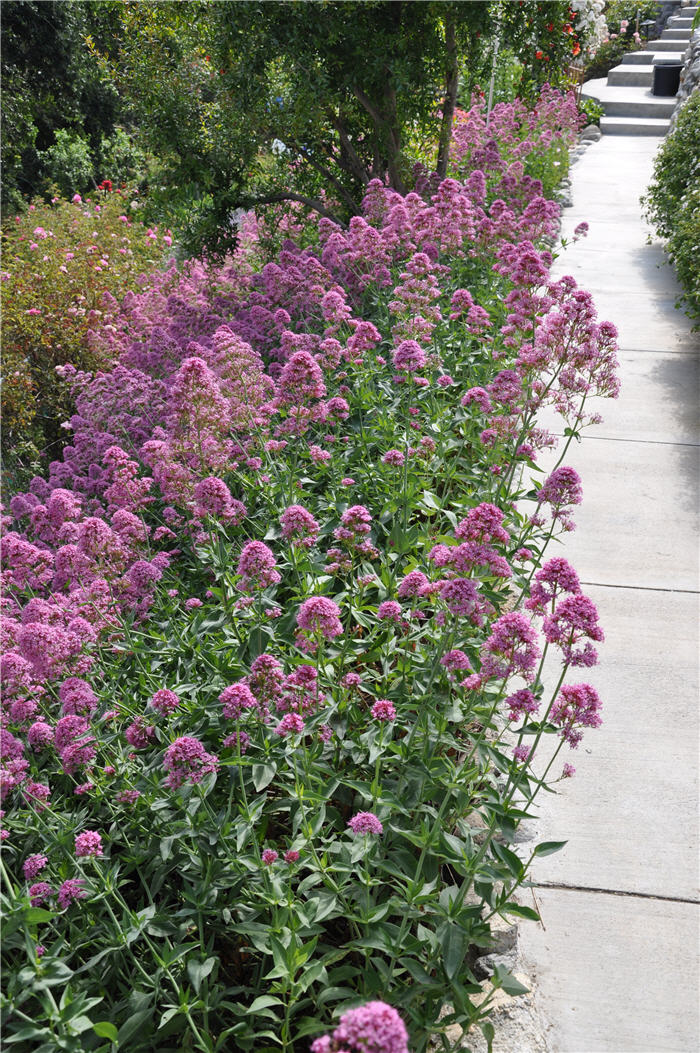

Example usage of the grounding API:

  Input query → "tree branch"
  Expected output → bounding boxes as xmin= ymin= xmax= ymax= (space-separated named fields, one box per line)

xmin=289 ymin=140 xmax=360 ymax=213
xmin=325 ymin=108 xmax=370 ymax=185
xmin=240 ymin=191 xmax=347 ymax=227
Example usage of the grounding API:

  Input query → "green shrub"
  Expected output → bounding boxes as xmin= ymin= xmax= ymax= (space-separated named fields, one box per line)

xmin=643 ymin=92 xmax=700 ymax=326
xmin=0 ymin=188 xmax=173 ymax=483
xmin=39 ymin=128 xmax=96 ymax=198
xmin=98 ymin=126 xmax=151 ymax=188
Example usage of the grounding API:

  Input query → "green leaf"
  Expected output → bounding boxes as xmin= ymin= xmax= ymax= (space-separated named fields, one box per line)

xmin=440 ymin=925 xmax=467 ymax=981
xmin=187 ymin=956 xmax=216 ymax=993
xmin=252 ymin=762 xmax=276 ymax=791
xmin=5 ymin=1027 xmax=52 ymax=1043
xmin=117 ymin=1009 xmax=152 ymax=1045
xmin=93 ymin=1021 xmax=118 ymax=1041
xmin=492 ymin=841 xmax=524 ymax=879
xmin=400 ymin=956 xmax=436 ymax=985
xmin=499 ymin=901 xmax=540 ymax=922
xmin=533 ymin=840 xmax=568 ymax=857
xmin=492 ymin=963 xmax=530 ymax=996
xmin=481 ymin=1019 xmax=495 ymax=1052
xmin=246 ymin=995 xmax=283 ymax=1013
xmin=24 ymin=907 xmax=54 ymax=925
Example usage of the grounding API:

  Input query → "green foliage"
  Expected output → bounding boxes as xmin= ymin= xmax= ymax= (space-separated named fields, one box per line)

xmin=0 ymin=0 xmax=124 ymax=212
xmin=494 ymin=1 xmax=585 ymax=97
xmin=643 ymin=93 xmax=700 ymax=326
xmin=98 ymin=127 xmax=151 ymax=189
xmin=578 ymin=97 xmax=605 ymax=126
xmin=603 ymin=0 xmax=659 ymax=30
xmin=95 ymin=1 xmax=585 ymax=256
xmin=0 ymin=190 xmax=172 ymax=483
xmin=40 ymin=129 xmax=95 ymax=198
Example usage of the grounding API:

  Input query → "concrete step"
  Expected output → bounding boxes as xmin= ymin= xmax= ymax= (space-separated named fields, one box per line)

xmin=648 ymin=36 xmax=691 ymax=49
xmin=621 ymin=50 xmax=658 ymax=64
xmin=668 ymin=16 xmax=695 ymax=27
xmin=608 ymin=65 xmax=654 ymax=86
xmin=661 ymin=27 xmax=693 ymax=38
xmin=599 ymin=115 xmax=671 ymax=135
xmin=620 ymin=49 xmax=684 ymax=64
xmin=652 ymin=52 xmax=686 ymax=63
xmin=582 ymin=78 xmax=677 ymax=117
xmin=606 ymin=96 xmax=676 ymax=117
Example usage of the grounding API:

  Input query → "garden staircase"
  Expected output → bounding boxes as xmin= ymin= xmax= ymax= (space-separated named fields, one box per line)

xmin=583 ymin=3 xmax=697 ymax=135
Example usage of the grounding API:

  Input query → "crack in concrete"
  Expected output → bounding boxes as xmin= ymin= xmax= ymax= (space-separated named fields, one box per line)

xmin=535 ymin=881 xmax=700 ymax=906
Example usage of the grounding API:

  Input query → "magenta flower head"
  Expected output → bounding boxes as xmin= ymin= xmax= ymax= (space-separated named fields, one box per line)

xmin=277 ymin=350 xmax=327 ymax=405
xmin=377 ymin=601 xmax=402 ymax=624
xmin=543 ymin=593 xmax=604 ymax=667
xmin=280 ymin=504 xmax=320 ymax=548
xmin=397 ymin=570 xmax=428 ymax=599
xmin=480 ymin=611 xmax=540 ymax=681
xmin=237 ymin=540 xmax=281 ymax=591
xmin=275 ymin=712 xmax=305 ymax=737
xmin=296 ymin=597 xmax=343 ymax=651
xmin=311 ymin=1000 xmax=409 ymax=1053
xmin=163 ymin=735 xmax=219 ymax=790
xmin=441 ymin=649 xmax=471 ymax=675
xmin=550 ymin=682 xmax=602 ymax=748
xmin=75 ymin=830 xmax=103 ymax=858
xmin=261 ymin=848 xmax=278 ymax=866
xmin=150 ymin=688 xmax=180 ymax=716
xmin=27 ymin=721 xmax=53 ymax=750
xmin=57 ymin=878 xmax=87 ymax=910
xmin=219 ymin=682 xmax=258 ymax=720
xmin=392 ymin=340 xmax=426 ymax=374
xmin=29 ymin=882 xmax=53 ymax=907
xmin=23 ymin=853 xmax=48 ymax=880
xmin=371 ymin=699 xmax=396 ymax=722
xmin=536 ymin=466 xmax=583 ymax=531
xmin=347 ymin=812 xmax=383 ymax=836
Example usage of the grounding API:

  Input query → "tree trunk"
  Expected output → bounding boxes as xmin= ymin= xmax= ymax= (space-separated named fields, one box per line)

xmin=436 ymin=13 xmax=458 ymax=180
xmin=353 ymin=83 xmax=406 ymax=195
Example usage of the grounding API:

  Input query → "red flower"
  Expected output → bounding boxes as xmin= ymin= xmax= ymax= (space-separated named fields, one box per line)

xmin=547 ymin=22 xmax=554 ymax=31
xmin=572 ymin=42 xmax=581 ymax=56
xmin=535 ymin=50 xmax=545 ymax=59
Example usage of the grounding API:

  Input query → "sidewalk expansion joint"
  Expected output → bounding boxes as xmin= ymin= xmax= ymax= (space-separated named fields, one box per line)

xmin=535 ymin=881 xmax=700 ymax=906
xmin=580 ymin=580 xmax=699 ymax=595
xmin=579 ymin=435 xmax=700 ymax=448
xmin=617 ymin=346 xmax=700 ymax=355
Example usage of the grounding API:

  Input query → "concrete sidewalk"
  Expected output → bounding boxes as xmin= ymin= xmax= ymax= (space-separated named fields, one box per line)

xmin=518 ymin=137 xmax=700 ymax=1051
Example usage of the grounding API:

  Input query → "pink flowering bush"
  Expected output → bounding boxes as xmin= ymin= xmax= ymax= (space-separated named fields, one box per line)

xmin=0 ymin=88 xmax=617 ymax=1052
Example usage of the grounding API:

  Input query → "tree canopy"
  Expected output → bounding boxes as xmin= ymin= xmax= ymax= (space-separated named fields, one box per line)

xmin=100 ymin=0 xmax=496 ymax=254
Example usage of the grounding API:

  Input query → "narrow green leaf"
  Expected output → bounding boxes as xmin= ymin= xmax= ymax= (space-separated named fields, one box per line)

xmin=533 ymin=840 xmax=568 ymax=857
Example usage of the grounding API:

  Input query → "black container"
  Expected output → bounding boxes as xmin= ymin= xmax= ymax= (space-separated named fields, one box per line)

xmin=653 ymin=63 xmax=683 ymax=96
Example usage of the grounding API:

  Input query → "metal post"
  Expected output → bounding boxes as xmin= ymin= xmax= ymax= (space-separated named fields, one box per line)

xmin=486 ymin=3 xmax=502 ymax=127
